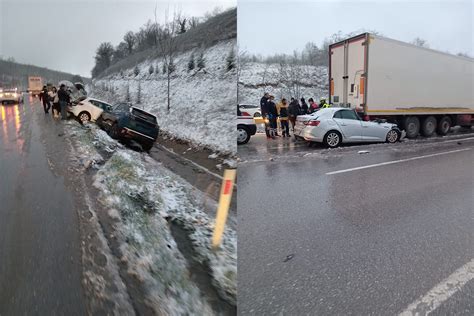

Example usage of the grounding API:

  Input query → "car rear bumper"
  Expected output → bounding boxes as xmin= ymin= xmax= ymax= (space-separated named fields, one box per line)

xmin=303 ymin=127 xmax=324 ymax=142
xmin=121 ymin=127 xmax=158 ymax=143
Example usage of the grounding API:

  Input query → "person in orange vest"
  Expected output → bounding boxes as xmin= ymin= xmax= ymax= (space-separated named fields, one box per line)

xmin=277 ymin=98 xmax=290 ymax=137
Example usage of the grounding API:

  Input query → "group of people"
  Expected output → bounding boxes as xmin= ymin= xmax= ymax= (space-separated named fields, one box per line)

xmin=259 ymin=92 xmax=330 ymax=139
xmin=39 ymin=84 xmax=71 ymax=120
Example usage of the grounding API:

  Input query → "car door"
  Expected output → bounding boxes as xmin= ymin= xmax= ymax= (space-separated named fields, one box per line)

xmin=332 ymin=109 xmax=363 ymax=142
xmin=361 ymin=120 xmax=391 ymax=141
xmin=88 ymin=100 xmax=104 ymax=121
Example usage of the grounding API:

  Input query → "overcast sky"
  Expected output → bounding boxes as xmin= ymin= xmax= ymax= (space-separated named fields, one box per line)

xmin=0 ymin=0 xmax=235 ymax=77
xmin=238 ymin=0 xmax=473 ymax=57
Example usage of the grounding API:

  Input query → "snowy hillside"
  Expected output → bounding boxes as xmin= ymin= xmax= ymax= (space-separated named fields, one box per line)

xmin=89 ymin=40 xmax=236 ymax=154
xmin=238 ymin=61 xmax=328 ymax=105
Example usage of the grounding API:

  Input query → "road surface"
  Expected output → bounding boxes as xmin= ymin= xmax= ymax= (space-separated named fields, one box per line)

xmin=238 ymin=132 xmax=473 ymax=314
xmin=0 ymin=97 xmax=86 ymax=314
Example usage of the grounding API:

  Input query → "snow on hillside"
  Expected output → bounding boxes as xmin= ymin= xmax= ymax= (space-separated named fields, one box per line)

xmin=238 ymin=61 xmax=328 ymax=105
xmin=89 ymin=40 xmax=237 ymax=154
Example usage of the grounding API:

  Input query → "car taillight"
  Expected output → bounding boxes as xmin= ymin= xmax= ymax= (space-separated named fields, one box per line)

xmin=306 ymin=120 xmax=320 ymax=126
xmin=241 ymin=111 xmax=251 ymax=116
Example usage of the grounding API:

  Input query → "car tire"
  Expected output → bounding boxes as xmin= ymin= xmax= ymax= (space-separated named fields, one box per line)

xmin=254 ymin=112 xmax=261 ymax=117
xmin=237 ymin=125 xmax=251 ymax=145
xmin=323 ymin=130 xmax=342 ymax=148
xmin=421 ymin=116 xmax=437 ymax=137
xmin=403 ymin=116 xmax=420 ymax=138
xmin=141 ymin=141 xmax=154 ymax=151
xmin=78 ymin=111 xmax=91 ymax=123
xmin=436 ymin=116 xmax=452 ymax=136
xmin=386 ymin=129 xmax=400 ymax=143
xmin=109 ymin=123 xmax=121 ymax=139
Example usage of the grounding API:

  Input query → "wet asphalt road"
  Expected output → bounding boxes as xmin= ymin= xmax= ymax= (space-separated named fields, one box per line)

xmin=0 ymin=96 xmax=86 ymax=315
xmin=238 ymin=133 xmax=473 ymax=314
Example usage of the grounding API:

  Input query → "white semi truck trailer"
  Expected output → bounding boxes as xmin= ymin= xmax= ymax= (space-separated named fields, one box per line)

xmin=329 ymin=33 xmax=474 ymax=138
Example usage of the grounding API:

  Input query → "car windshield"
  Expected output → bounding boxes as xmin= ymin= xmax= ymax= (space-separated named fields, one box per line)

xmin=113 ymin=103 xmax=130 ymax=111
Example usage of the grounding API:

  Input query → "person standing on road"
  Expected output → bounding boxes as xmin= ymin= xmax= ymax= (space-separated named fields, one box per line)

xmin=267 ymin=95 xmax=278 ymax=139
xmin=319 ymin=97 xmax=330 ymax=109
xmin=308 ymin=98 xmax=319 ymax=113
xmin=277 ymin=98 xmax=290 ymax=137
xmin=300 ymin=97 xmax=308 ymax=115
xmin=288 ymin=98 xmax=300 ymax=132
xmin=41 ymin=86 xmax=51 ymax=114
xmin=58 ymin=84 xmax=71 ymax=120
xmin=50 ymin=87 xmax=60 ymax=119
xmin=260 ymin=92 xmax=271 ymax=138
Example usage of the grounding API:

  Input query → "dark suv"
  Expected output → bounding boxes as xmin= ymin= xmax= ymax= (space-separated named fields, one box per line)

xmin=97 ymin=102 xmax=159 ymax=151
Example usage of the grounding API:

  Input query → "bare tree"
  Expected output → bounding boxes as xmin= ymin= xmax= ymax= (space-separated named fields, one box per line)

xmin=123 ymin=31 xmax=136 ymax=55
xmin=236 ymin=48 xmax=249 ymax=102
xmin=177 ymin=17 xmax=187 ymax=34
xmin=411 ymin=37 xmax=429 ymax=48
xmin=156 ymin=5 xmax=180 ymax=112
xmin=188 ymin=17 xmax=200 ymax=29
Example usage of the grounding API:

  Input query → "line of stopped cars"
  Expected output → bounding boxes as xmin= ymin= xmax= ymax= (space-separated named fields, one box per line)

xmin=69 ymin=96 xmax=159 ymax=151
xmin=238 ymin=104 xmax=402 ymax=147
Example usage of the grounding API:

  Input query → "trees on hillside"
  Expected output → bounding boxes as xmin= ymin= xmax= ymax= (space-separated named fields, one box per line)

xmin=91 ymin=42 xmax=114 ymax=77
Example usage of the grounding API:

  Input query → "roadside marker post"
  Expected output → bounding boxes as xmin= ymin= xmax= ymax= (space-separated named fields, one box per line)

xmin=212 ymin=169 xmax=236 ymax=250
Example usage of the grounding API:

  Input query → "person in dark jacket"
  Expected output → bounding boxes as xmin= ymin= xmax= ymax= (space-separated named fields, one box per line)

xmin=267 ymin=95 xmax=278 ymax=139
xmin=288 ymin=98 xmax=300 ymax=132
xmin=41 ymin=86 xmax=51 ymax=114
xmin=58 ymin=84 xmax=71 ymax=120
xmin=260 ymin=92 xmax=270 ymax=137
xmin=300 ymin=97 xmax=308 ymax=115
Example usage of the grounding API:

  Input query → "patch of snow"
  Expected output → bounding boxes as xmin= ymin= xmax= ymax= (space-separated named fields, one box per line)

xmin=238 ymin=61 xmax=328 ymax=105
xmin=65 ymin=120 xmax=236 ymax=310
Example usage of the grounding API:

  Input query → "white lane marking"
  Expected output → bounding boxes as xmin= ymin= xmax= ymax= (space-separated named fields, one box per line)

xmin=434 ymin=136 xmax=474 ymax=143
xmin=326 ymin=148 xmax=471 ymax=175
xmin=399 ymin=259 xmax=474 ymax=315
xmin=156 ymin=144 xmax=225 ymax=181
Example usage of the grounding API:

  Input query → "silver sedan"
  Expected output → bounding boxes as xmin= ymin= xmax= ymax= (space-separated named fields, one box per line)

xmin=294 ymin=108 xmax=401 ymax=148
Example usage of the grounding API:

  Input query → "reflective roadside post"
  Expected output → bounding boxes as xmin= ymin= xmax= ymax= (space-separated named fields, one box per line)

xmin=212 ymin=169 xmax=236 ymax=250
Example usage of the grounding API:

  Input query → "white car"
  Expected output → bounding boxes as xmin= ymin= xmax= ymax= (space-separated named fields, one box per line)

xmin=237 ymin=115 xmax=257 ymax=144
xmin=238 ymin=104 xmax=261 ymax=117
xmin=294 ymin=107 xmax=401 ymax=148
xmin=69 ymin=97 xmax=113 ymax=123
xmin=0 ymin=88 xmax=22 ymax=104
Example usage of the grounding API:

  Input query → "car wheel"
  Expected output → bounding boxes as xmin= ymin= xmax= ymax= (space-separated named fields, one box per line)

xmin=421 ymin=116 xmax=437 ymax=137
xmin=254 ymin=112 xmax=261 ymax=117
xmin=109 ymin=123 xmax=120 ymax=139
xmin=386 ymin=129 xmax=400 ymax=143
xmin=78 ymin=111 xmax=91 ymax=123
xmin=324 ymin=130 xmax=342 ymax=148
xmin=141 ymin=141 xmax=154 ymax=151
xmin=237 ymin=126 xmax=251 ymax=145
xmin=436 ymin=116 xmax=452 ymax=136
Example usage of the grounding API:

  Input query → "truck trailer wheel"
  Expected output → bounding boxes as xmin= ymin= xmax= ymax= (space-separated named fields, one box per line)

xmin=421 ymin=116 xmax=437 ymax=137
xmin=403 ymin=116 xmax=420 ymax=139
xmin=436 ymin=116 xmax=452 ymax=136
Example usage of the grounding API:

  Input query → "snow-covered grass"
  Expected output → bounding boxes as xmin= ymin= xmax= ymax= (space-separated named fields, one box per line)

xmin=89 ymin=40 xmax=237 ymax=155
xmin=65 ymin=122 xmax=237 ymax=312
xmin=238 ymin=61 xmax=328 ymax=105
